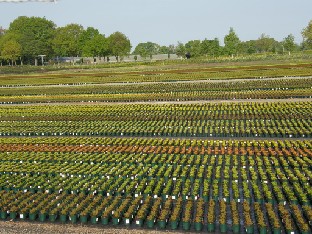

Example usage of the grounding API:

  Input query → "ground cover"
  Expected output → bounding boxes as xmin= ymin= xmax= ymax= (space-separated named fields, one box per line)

xmin=0 ymin=102 xmax=311 ymax=138
xmin=0 ymin=61 xmax=311 ymax=233
xmin=0 ymin=137 xmax=311 ymax=233
xmin=0 ymin=62 xmax=312 ymax=86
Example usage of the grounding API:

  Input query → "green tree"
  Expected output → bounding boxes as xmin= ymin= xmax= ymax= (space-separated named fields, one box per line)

xmin=79 ymin=27 xmax=100 ymax=49
xmin=185 ymin=40 xmax=202 ymax=57
xmin=175 ymin=41 xmax=185 ymax=58
xmin=224 ymin=27 xmax=240 ymax=56
xmin=133 ymin=44 xmax=148 ymax=59
xmin=108 ymin=31 xmax=131 ymax=62
xmin=8 ymin=16 xmax=55 ymax=63
xmin=133 ymin=42 xmax=160 ymax=59
xmin=0 ymin=31 xmax=22 ymax=64
xmin=255 ymin=33 xmax=278 ymax=53
xmin=168 ymin=44 xmax=175 ymax=54
xmin=159 ymin=45 xmax=169 ymax=54
xmin=158 ymin=44 xmax=175 ymax=58
xmin=201 ymin=38 xmax=220 ymax=57
xmin=1 ymin=40 xmax=22 ymax=65
xmin=241 ymin=40 xmax=258 ymax=54
xmin=82 ymin=34 xmax=109 ymax=58
xmin=52 ymin=24 xmax=84 ymax=57
xmin=302 ymin=20 xmax=312 ymax=49
xmin=282 ymin=34 xmax=296 ymax=54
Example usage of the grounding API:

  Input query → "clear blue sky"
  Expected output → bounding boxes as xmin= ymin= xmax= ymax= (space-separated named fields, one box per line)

xmin=0 ymin=0 xmax=311 ymax=48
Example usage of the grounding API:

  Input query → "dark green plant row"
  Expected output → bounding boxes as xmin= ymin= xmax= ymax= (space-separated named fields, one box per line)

xmin=1 ymin=78 xmax=312 ymax=96
xmin=0 ymin=102 xmax=311 ymax=138
xmin=0 ymin=170 xmax=310 ymax=205
xmin=0 ymin=150 xmax=310 ymax=168
xmin=1 ymin=118 xmax=311 ymax=138
xmin=1 ymin=101 xmax=311 ymax=121
xmin=0 ymin=190 xmax=310 ymax=233
xmin=0 ymin=88 xmax=311 ymax=104
xmin=0 ymin=137 xmax=311 ymax=150
xmin=0 ymin=148 xmax=311 ymax=206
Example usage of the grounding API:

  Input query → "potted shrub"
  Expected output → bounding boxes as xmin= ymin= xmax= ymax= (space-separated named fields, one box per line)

xmin=101 ymin=196 xmax=121 ymax=225
xmin=243 ymin=202 xmax=253 ymax=233
xmin=146 ymin=198 xmax=161 ymax=228
xmin=158 ymin=198 xmax=172 ymax=229
xmin=19 ymin=207 xmax=29 ymax=220
xmin=207 ymin=200 xmax=215 ymax=232
xmin=123 ymin=196 xmax=142 ymax=226
xmin=194 ymin=199 xmax=204 ymax=231
xmin=266 ymin=204 xmax=281 ymax=234
xmin=49 ymin=207 xmax=58 ymax=222
xmin=231 ymin=201 xmax=240 ymax=233
xmin=69 ymin=208 xmax=79 ymax=224
xmin=182 ymin=199 xmax=193 ymax=231
xmin=169 ymin=197 xmax=182 ymax=230
xmin=219 ymin=200 xmax=227 ymax=233
xmin=0 ymin=205 xmax=8 ymax=220
xmin=29 ymin=207 xmax=39 ymax=221
xmin=112 ymin=210 xmax=121 ymax=225
xmin=38 ymin=207 xmax=48 ymax=222
xmin=79 ymin=210 xmax=89 ymax=224
xmin=134 ymin=196 xmax=152 ymax=227
xmin=254 ymin=203 xmax=267 ymax=234
xmin=59 ymin=208 xmax=68 ymax=223
xmin=9 ymin=206 xmax=18 ymax=220
xmin=101 ymin=209 xmax=111 ymax=225
xmin=291 ymin=204 xmax=310 ymax=234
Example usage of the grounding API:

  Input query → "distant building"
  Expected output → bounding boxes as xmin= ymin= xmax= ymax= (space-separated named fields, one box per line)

xmin=53 ymin=54 xmax=179 ymax=64
xmin=53 ymin=57 xmax=82 ymax=64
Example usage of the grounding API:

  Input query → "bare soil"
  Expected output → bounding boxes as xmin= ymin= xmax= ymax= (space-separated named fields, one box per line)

xmin=0 ymin=221 xmax=199 ymax=234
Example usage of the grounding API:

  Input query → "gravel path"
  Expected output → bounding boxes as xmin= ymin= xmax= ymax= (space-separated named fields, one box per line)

xmin=0 ymin=221 xmax=198 ymax=234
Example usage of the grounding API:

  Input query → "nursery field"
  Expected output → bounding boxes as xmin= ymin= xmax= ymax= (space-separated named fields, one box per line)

xmin=0 ymin=62 xmax=311 ymax=234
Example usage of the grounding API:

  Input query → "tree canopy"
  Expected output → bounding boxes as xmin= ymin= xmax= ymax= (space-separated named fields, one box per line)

xmin=0 ymin=39 xmax=21 ymax=65
xmin=224 ymin=27 xmax=240 ymax=56
xmin=0 ymin=16 xmax=311 ymax=65
xmin=200 ymin=38 xmax=220 ymax=57
xmin=282 ymin=34 xmax=296 ymax=53
xmin=133 ymin=42 xmax=160 ymax=59
xmin=175 ymin=42 xmax=185 ymax=57
xmin=302 ymin=20 xmax=312 ymax=49
xmin=255 ymin=33 xmax=279 ymax=53
xmin=52 ymin=24 xmax=84 ymax=57
xmin=108 ymin=32 xmax=131 ymax=61
xmin=7 ymin=16 xmax=56 ymax=62
xmin=185 ymin=40 xmax=202 ymax=57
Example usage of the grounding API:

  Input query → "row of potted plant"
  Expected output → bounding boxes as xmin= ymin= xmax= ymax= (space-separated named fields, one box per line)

xmin=1 ymin=135 xmax=310 ymax=151
xmin=1 ymin=190 xmax=311 ymax=231
xmin=2 ymin=116 xmax=311 ymax=138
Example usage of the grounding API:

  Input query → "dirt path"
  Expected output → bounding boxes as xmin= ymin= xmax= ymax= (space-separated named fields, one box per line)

xmin=0 ymin=221 xmax=198 ymax=234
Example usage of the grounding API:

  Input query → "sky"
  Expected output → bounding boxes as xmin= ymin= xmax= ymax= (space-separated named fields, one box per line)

xmin=0 ymin=0 xmax=311 ymax=48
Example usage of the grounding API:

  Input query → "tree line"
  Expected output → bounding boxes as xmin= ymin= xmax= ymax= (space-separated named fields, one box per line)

xmin=0 ymin=16 xmax=131 ymax=65
xmin=0 ymin=16 xmax=312 ymax=65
